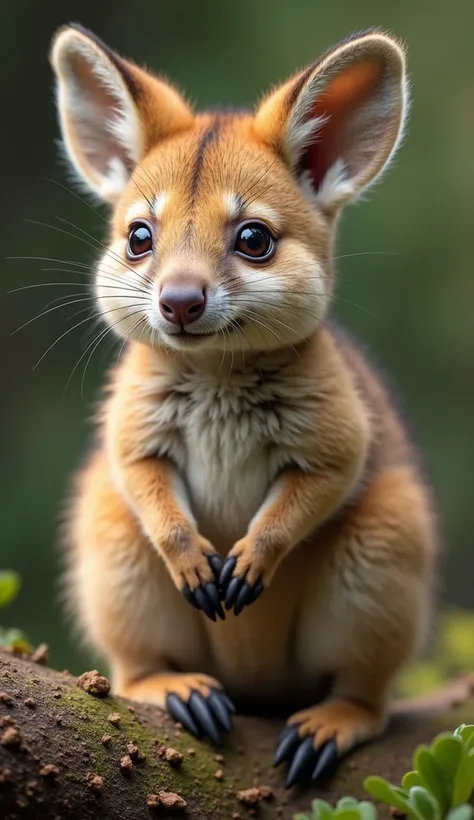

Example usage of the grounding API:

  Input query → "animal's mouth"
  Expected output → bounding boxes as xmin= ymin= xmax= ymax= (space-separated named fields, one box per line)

xmin=167 ymin=329 xmax=217 ymax=341
xmin=164 ymin=320 xmax=244 ymax=343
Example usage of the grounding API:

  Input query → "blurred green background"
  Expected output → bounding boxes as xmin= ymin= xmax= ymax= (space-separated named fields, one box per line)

xmin=1 ymin=0 xmax=473 ymax=677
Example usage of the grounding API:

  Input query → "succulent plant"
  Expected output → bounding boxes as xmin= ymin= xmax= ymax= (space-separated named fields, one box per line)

xmin=364 ymin=724 xmax=474 ymax=820
xmin=295 ymin=725 xmax=474 ymax=820
xmin=294 ymin=796 xmax=377 ymax=820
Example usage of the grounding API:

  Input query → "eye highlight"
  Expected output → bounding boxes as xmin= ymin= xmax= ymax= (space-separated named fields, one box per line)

xmin=233 ymin=221 xmax=275 ymax=262
xmin=127 ymin=220 xmax=154 ymax=260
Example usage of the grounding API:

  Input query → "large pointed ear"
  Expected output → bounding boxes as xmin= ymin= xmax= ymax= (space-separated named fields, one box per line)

xmin=254 ymin=31 xmax=407 ymax=214
xmin=50 ymin=24 xmax=194 ymax=202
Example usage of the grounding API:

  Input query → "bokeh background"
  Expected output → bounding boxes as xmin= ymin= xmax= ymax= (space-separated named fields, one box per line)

xmin=1 ymin=1 xmax=473 ymax=681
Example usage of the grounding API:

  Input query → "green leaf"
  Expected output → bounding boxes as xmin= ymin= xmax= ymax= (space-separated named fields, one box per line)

xmin=452 ymin=748 xmax=474 ymax=806
xmin=311 ymin=800 xmax=335 ymax=820
xmin=357 ymin=801 xmax=377 ymax=820
xmin=408 ymin=786 xmax=440 ymax=820
xmin=293 ymin=814 xmax=313 ymax=820
xmin=364 ymin=777 xmax=414 ymax=817
xmin=333 ymin=810 xmax=364 ymax=820
xmin=457 ymin=726 xmax=474 ymax=748
xmin=337 ymin=799 xmax=360 ymax=809
xmin=414 ymin=747 xmax=449 ymax=811
xmin=447 ymin=806 xmax=473 ymax=820
xmin=403 ymin=771 xmax=425 ymax=790
xmin=0 ymin=572 xmax=20 ymax=607
xmin=432 ymin=733 xmax=464 ymax=808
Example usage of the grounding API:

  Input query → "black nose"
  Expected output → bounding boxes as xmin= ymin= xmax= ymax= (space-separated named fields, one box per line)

xmin=159 ymin=285 xmax=206 ymax=326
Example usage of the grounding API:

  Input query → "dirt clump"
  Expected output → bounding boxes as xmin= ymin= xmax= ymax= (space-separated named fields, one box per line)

xmin=76 ymin=669 xmax=111 ymax=697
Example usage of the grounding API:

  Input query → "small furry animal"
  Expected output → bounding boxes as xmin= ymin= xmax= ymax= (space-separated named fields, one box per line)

xmin=51 ymin=25 xmax=437 ymax=787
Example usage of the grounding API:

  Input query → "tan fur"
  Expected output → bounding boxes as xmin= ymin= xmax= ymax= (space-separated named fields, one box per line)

xmin=53 ymin=25 xmax=437 ymax=762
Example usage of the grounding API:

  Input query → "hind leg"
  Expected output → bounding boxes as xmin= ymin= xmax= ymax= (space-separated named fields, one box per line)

xmin=67 ymin=451 xmax=234 ymax=743
xmin=274 ymin=467 xmax=435 ymax=787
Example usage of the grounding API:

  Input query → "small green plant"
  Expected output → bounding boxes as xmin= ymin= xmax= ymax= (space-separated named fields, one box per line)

xmin=294 ymin=725 xmax=474 ymax=820
xmin=295 ymin=797 xmax=377 ymax=820
xmin=365 ymin=725 xmax=474 ymax=820
xmin=0 ymin=571 xmax=31 ymax=652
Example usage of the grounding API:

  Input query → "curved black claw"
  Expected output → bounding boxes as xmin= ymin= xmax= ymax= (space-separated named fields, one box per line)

xmin=225 ymin=576 xmax=243 ymax=610
xmin=182 ymin=586 xmax=199 ymax=610
xmin=188 ymin=690 xmax=222 ymax=745
xmin=312 ymin=740 xmax=339 ymax=783
xmin=273 ymin=725 xmax=301 ymax=767
xmin=204 ymin=583 xmax=225 ymax=620
xmin=220 ymin=558 xmax=264 ymax=616
xmin=166 ymin=693 xmax=200 ymax=737
xmin=166 ymin=688 xmax=235 ymax=745
xmin=219 ymin=556 xmax=237 ymax=591
xmin=285 ymin=735 xmax=317 ymax=789
xmin=233 ymin=577 xmax=264 ymax=615
xmin=207 ymin=689 xmax=234 ymax=732
xmin=207 ymin=553 xmax=223 ymax=580
xmin=181 ymin=554 xmax=226 ymax=621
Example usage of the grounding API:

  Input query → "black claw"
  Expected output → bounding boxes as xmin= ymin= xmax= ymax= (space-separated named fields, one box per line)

xmin=166 ymin=693 xmax=200 ymax=737
xmin=250 ymin=578 xmax=264 ymax=603
xmin=218 ymin=691 xmax=236 ymax=714
xmin=182 ymin=586 xmax=199 ymax=610
xmin=225 ymin=576 xmax=243 ymax=610
xmin=207 ymin=554 xmax=223 ymax=580
xmin=273 ymin=725 xmax=301 ymax=767
xmin=204 ymin=583 xmax=225 ymax=620
xmin=219 ymin=556 xmax=237 ymax=589
xmin=193 ymin=587 xmax=217 ymax=621
xmin=208 ymin=691 xmax=232 ymax=732
xmin=188 ymin=690 xmax=222 ymax=745
xmin=312 ymin=739 xmax=338 ymax=782
xmin=233 ymin=581 xmax=253 ymax=616
xmin=285 ymin=736 xmax=317 ymax=789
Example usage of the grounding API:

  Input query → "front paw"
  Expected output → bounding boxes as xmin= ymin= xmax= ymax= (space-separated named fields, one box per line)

xmin=167 ymin=533 xmax=224 ymax=621
xmin=219 ymin=538 xmax=266 ymax=616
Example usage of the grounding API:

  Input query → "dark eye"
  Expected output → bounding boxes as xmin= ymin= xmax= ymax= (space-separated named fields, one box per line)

xmin=234 ymin=222 xmax=275 ymax=261
xmin=127 ymin=221 xmax=153 ymax=259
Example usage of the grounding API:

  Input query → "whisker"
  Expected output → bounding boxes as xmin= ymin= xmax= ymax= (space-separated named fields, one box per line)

xmin=43 ymin=177 xmax=107 ymax=223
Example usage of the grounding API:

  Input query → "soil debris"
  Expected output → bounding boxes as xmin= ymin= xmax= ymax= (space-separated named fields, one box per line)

xmin=101 ymin=734 xmax=112 ymax=746
xmin=40 ymin=764 xmax=59 ymax=779
xmin=127 ymin=742 xmax=146 ymax=762
xmin=31 ymin=644 xmax=49 ymax=666
xmin=158 ymin=745 xmax=184 ymax=767
xmin=0 ymin=767 xmax=13 ymax=784
xmin=76 ymin=669 xmax=111 ymax=697
xmin=0 ymin=692 xmax=13 ymax=706
xmin=86 ymin=772 xmax=104 ymax=793
xmin=158 ymin=790 xmax=187 ymax=810
xmin=215 ymin=768 xmax=224 ymax=780
xmin=1 ymin=726 xmax=21 ymax=747
xmin=237 ymin=785 xmax=274 ymax=806
xmin=120 ymin=754 xmax=133 ymax=774
xmin=24 ymin=698 xmax=36 ymax=709
xmin=107 ymin=711 xmax=121 ymax=726
xmin=186 ymin=747 xmax=195 ymax=756
xmin=214 ymin=753 xmax=225 ymax=763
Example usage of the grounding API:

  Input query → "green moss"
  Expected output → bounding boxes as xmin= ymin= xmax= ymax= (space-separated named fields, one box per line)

xmin=51 ymin=684 xmax=232 ymax=808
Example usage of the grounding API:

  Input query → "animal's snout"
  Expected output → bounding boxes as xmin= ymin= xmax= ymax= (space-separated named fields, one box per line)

xmin=159 ymin=283 xmax=207 ymax=326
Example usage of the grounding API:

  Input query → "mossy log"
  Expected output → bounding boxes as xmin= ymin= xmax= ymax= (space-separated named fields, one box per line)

xmin=1 ymin=650 xmax=473 ymax=820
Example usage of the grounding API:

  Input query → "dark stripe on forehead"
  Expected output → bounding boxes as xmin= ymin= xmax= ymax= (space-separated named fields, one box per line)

xmin=184 ymin=118 xmax=222 ymax=242
xmin=190 ymin=119 xmax=222 ymax=200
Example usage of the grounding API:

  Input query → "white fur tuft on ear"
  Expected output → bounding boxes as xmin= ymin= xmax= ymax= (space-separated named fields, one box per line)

xmin=51 ymin=27 xmax=145 ymax=201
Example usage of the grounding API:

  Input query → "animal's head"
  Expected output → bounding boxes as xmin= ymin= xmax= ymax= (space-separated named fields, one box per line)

xmin=50 ymin=25 xmax=407 ymax=355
